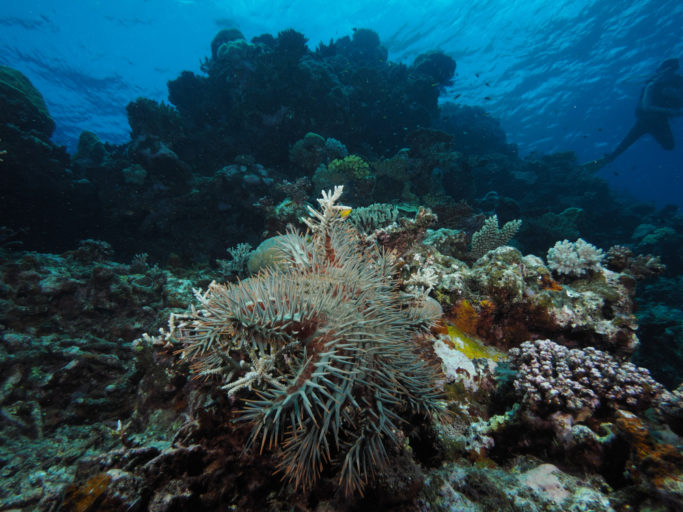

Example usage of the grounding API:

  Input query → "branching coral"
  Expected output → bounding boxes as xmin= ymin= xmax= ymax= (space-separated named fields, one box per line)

xmin=172 ymin=186 xmax=443 ymax=495
xmin=547 ymin=238 xmax=603 ymax=278
xmin=468 ymin=215 xmax=522 ymax=260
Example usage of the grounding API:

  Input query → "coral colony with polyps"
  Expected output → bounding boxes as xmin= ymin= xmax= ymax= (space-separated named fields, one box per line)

xmin=0 ymin=10 xmax=682 ymax=512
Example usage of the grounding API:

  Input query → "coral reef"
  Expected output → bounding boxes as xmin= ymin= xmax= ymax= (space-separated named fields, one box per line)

xmin=0 ymin=65 xmax=55 ymax=138
xmin=421 ymin=459 xmax=615 ymax=512
xmin=614 ymin=410 xmax=683 ymax=497
xmin=1 ymin=24 xmax=682 ymax=512
xmin=435 ymin=103 xmax=513 ymax=156
xmin=0 ymin=241 xmax=194 ymax=510
xmin=216 ymin=242 xmax=253 ymax=278
xmin=289 ymin=132 xmax=334 ymax=172
xmin=604 ymin=244 xmax=666 ymax=279
xmin=347 ymin=203 xmax=400 ymax=233
xmin=407 ymin=243 xmax=640 ymax=354
xmin=312 ymin=154 xmax=374 ymax=202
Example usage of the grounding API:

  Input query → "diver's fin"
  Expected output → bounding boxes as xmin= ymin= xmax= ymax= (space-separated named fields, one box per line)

xmin=647 ymin=116 xmax=675 ymax=150
xmin=581 ymin=157 xmax=611 ymax=173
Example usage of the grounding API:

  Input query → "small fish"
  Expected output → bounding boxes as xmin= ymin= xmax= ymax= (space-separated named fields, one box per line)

xmin=339 ymin=208 xmax=352 ymax=218
xmin=453 ymin=93 xmax=461 ymax=100
xmin=484 ymin=96 xmax=491 ymax=101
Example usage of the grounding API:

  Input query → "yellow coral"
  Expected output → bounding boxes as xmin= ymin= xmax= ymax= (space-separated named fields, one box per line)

xmin=446 ymin=323 xmax=502 ymax=361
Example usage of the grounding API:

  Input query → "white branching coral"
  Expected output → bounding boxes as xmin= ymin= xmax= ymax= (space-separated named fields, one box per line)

xmin=547 ymin=238 xmax=604 ymax=277
xmin=468 ymin=214 xmax=522 ymax=260
xmin=404 ymin=252 xmax=439 ymax=295
xmin=301 ymin=185 xmax=351 ymax=238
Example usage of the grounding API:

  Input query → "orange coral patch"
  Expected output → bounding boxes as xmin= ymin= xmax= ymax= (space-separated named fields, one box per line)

xmin=616 ymin=411 xmax=683 ymax=489
xmin=449 ymin=299 xmax=479 ymax=337
xmin=444 ymin=299 xmax=498 ymax=341
xmin=61 ymin=472 xmax=111 ymax=512
xmin=539 ymin=273 xmax=562 ymax=291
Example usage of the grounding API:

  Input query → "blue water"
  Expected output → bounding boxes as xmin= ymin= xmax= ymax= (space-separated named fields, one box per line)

xmin=1 ymin=0 xmax=682 ymax=207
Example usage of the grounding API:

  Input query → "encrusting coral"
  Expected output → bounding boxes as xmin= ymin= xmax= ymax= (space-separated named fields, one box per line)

xmin=170 ymin=186 xmax=444 ymax=495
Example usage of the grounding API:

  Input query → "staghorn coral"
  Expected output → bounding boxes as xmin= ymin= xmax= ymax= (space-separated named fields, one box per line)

xmin=216 ymin=242 xmax=252 ymax=278
xmin=172 ymin=186 xmax=443 ymax=495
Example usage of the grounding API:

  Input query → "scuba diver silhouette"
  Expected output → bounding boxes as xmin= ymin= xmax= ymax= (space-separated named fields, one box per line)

xmin=585 ymin=58 xmax=683 ymax=171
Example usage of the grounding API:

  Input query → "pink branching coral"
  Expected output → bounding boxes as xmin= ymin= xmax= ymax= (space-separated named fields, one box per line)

xmin=509 ymin=339 xmax=663 ymax=416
